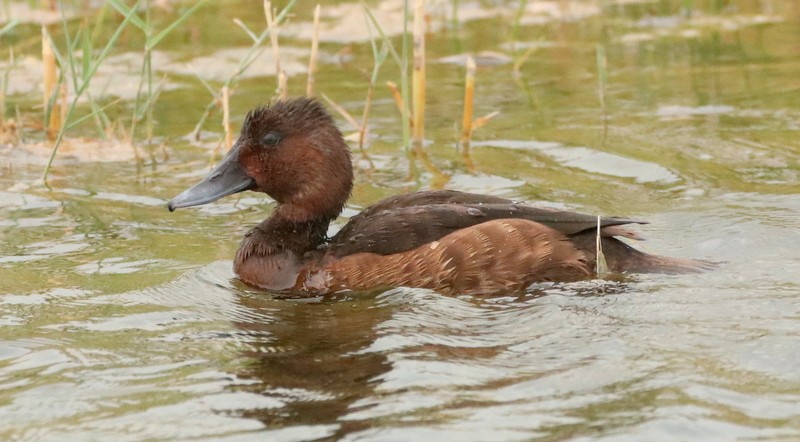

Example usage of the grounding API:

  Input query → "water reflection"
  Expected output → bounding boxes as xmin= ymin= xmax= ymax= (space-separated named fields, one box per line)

xmin=232 ymin=292 xmax=394 ymax=438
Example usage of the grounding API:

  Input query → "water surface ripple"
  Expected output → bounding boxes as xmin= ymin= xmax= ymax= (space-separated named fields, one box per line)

xmin=2 ymin=1 xmax=800 ymax=440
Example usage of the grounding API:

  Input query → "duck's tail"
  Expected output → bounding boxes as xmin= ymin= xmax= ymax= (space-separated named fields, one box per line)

xmin=571 ymin=233 xmax=717 ymax=275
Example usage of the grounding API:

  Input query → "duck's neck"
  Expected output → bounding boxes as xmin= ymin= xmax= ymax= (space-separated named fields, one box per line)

xmin=238 ymin=203 xmax=335 ymax=260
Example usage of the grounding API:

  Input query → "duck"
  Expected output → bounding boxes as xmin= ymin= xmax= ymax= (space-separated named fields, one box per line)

xmin=168 ymin=97 xmax=710 ymax=296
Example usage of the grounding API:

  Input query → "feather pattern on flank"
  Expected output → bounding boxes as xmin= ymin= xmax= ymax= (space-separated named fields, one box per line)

xmin=304 ymin=219 xmax=591 ymax=296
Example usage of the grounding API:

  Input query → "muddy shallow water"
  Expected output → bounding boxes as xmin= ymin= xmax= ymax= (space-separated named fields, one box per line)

xmin=1 ymin=1 xmax=799 ymax=440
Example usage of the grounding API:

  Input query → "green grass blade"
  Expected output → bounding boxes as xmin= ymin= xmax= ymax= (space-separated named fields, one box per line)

xmin=53 ymin=9 xmax=81 ymax=91
xmin=67 ymin=94 xmax=118 ymax=132
xmin=147 ymin=0 xmax=209 ymax=50
xmin=190 ymin=0 xmax=298 ymax=139
xmin=190 ymin=66 xmax=218 ymax=97
xmin=225 ymin=0 xmax=297 ymax=85
xmin=78 ymin=0 xmax=142 ymax=96
xmin=361 ymin=0 xmax=411 ymax=151
xmin=106 ymin=0 xmax=147 ymax=31
xmin=81 ymin=25 xmax=92 ymax=82
xmin=273 ymin=0 xmax=300 ymax=26
xmin=90 ymin=2 xmax=112 ymax=43
xmin=362 ymin=1 xmax=402 ymax=65
xmin=233 ymin=18 xmax=259 ymax=43
xmin=0 ymin=20 xmax=18 ymax=37
xmin=134 ymin=75 xmax=166 ymax=121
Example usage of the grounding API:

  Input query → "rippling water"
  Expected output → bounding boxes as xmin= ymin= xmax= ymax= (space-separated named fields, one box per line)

xmin=2 ymin=1 xmax=800 ymax=440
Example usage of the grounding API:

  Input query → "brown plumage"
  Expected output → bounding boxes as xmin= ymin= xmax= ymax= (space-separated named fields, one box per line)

xmin=302 ymin=219 xmax=590 ymax=296
xmin=167 ymin=97 xmax=713 ymax=296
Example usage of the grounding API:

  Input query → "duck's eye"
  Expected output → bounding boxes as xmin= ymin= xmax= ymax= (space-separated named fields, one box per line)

xmin=262 ymin=131 xmax=282 ymax=146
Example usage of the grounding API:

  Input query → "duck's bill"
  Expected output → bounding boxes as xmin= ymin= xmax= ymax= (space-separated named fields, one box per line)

xmin=167 ymin=151 xmax=255 ymax=211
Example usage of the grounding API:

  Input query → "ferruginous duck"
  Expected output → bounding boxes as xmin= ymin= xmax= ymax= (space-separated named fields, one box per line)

xmin=168 ymin=98 xmax=710 ymax=296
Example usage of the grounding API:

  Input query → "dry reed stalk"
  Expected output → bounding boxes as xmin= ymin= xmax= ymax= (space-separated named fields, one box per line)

xmin=278 ymin=70 xmax=288 ymax=100
xmin=58 ymin=80 xmax=67 ymax=131
xmin=596 ymin=215 xmax=608 ymax=277
xmin=358 ymin=84 xmax=373 ymax=152
xmin=387 ymin=80 xmax=416 ymax=130
xmin=462 ymin=108 xmax=500 ymax=172
xmin=306 ymin=4 xmax=320 ymax=97
xmin=41 ymin=26 xmax=59 ymax=140
xmin=472 ymin=111 xmax=499 ymax=130
xmin=0 ymin=52 xmax=6 ymax=127
xmin=411 ymin=0 xmax=425 ymax=146
xmin=222 ymin=85 xmax=232 ymax=150
xmin=386 ymin=81 xmax=402 ymax=112
xmin=461 ymin=144 xmax=476 ymax=173
xmin=264 ymin=1 xmax=286 ymax=98
xmin=320 ymin=93 xmax=373 ymax=167
xmin=460 ymin=56 xmax=475 ymax=145
xmin=412 ymin=145 xmax=450 ymax=189
xmin=320 ymin=93 xmax=360 ymax=129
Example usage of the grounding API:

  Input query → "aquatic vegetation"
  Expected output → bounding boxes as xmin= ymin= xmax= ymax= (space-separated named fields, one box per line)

xmin=41 ymin=1 xmax=142 ymax=181
xmin=107 ymin=0 xmax=209 ymax=146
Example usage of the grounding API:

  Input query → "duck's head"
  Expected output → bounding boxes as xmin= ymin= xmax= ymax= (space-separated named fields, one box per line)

xmin=168 ymin=97 xmax=353 ymax=222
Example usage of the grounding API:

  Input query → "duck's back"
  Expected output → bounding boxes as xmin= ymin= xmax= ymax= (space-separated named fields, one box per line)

xmin=327 ymin=190 xmax=643 ymax=258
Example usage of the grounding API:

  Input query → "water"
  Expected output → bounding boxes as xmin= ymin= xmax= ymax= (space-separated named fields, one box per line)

xmin=1 ymin=1 xmax=799 ymax=440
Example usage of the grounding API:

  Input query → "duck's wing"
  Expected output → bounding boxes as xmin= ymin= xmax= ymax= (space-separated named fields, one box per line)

xmin=347 ymin=189 xmax=515 ymax=219
xmin=327 ymin=202 xmax=645 ymax=258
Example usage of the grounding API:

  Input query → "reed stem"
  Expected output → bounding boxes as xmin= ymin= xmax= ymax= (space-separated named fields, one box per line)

xmin=41 ymin=26 xmax=59 ymax=140
xmin=264 ymin=0 xmax=286 ymax=98
xmin=460 ymin=56 xmax=475 ymax=145
xmin=278 ymin=70 xmax=288 ymax=100
xmin=222 ymin=85 xmax=232 ymax=150
xmin=306 ymin=4 xmax=320 ymax=97
xmin=596 ymin=215 xmax=608 ymax=277
xmin=411 ymin=0 xmax=425 ymax=147
xmin=400 ymin=0 xmax=411 ymax=153
xmin=320 ymin=93 xmax=360 ymax=129
xmin=386 ymin=81 xmax=404 ymax=115
xmin=357 ymin=82 xmax=375 ymax=161
xmin=189 ymin=0 xmax=297 ymax=140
